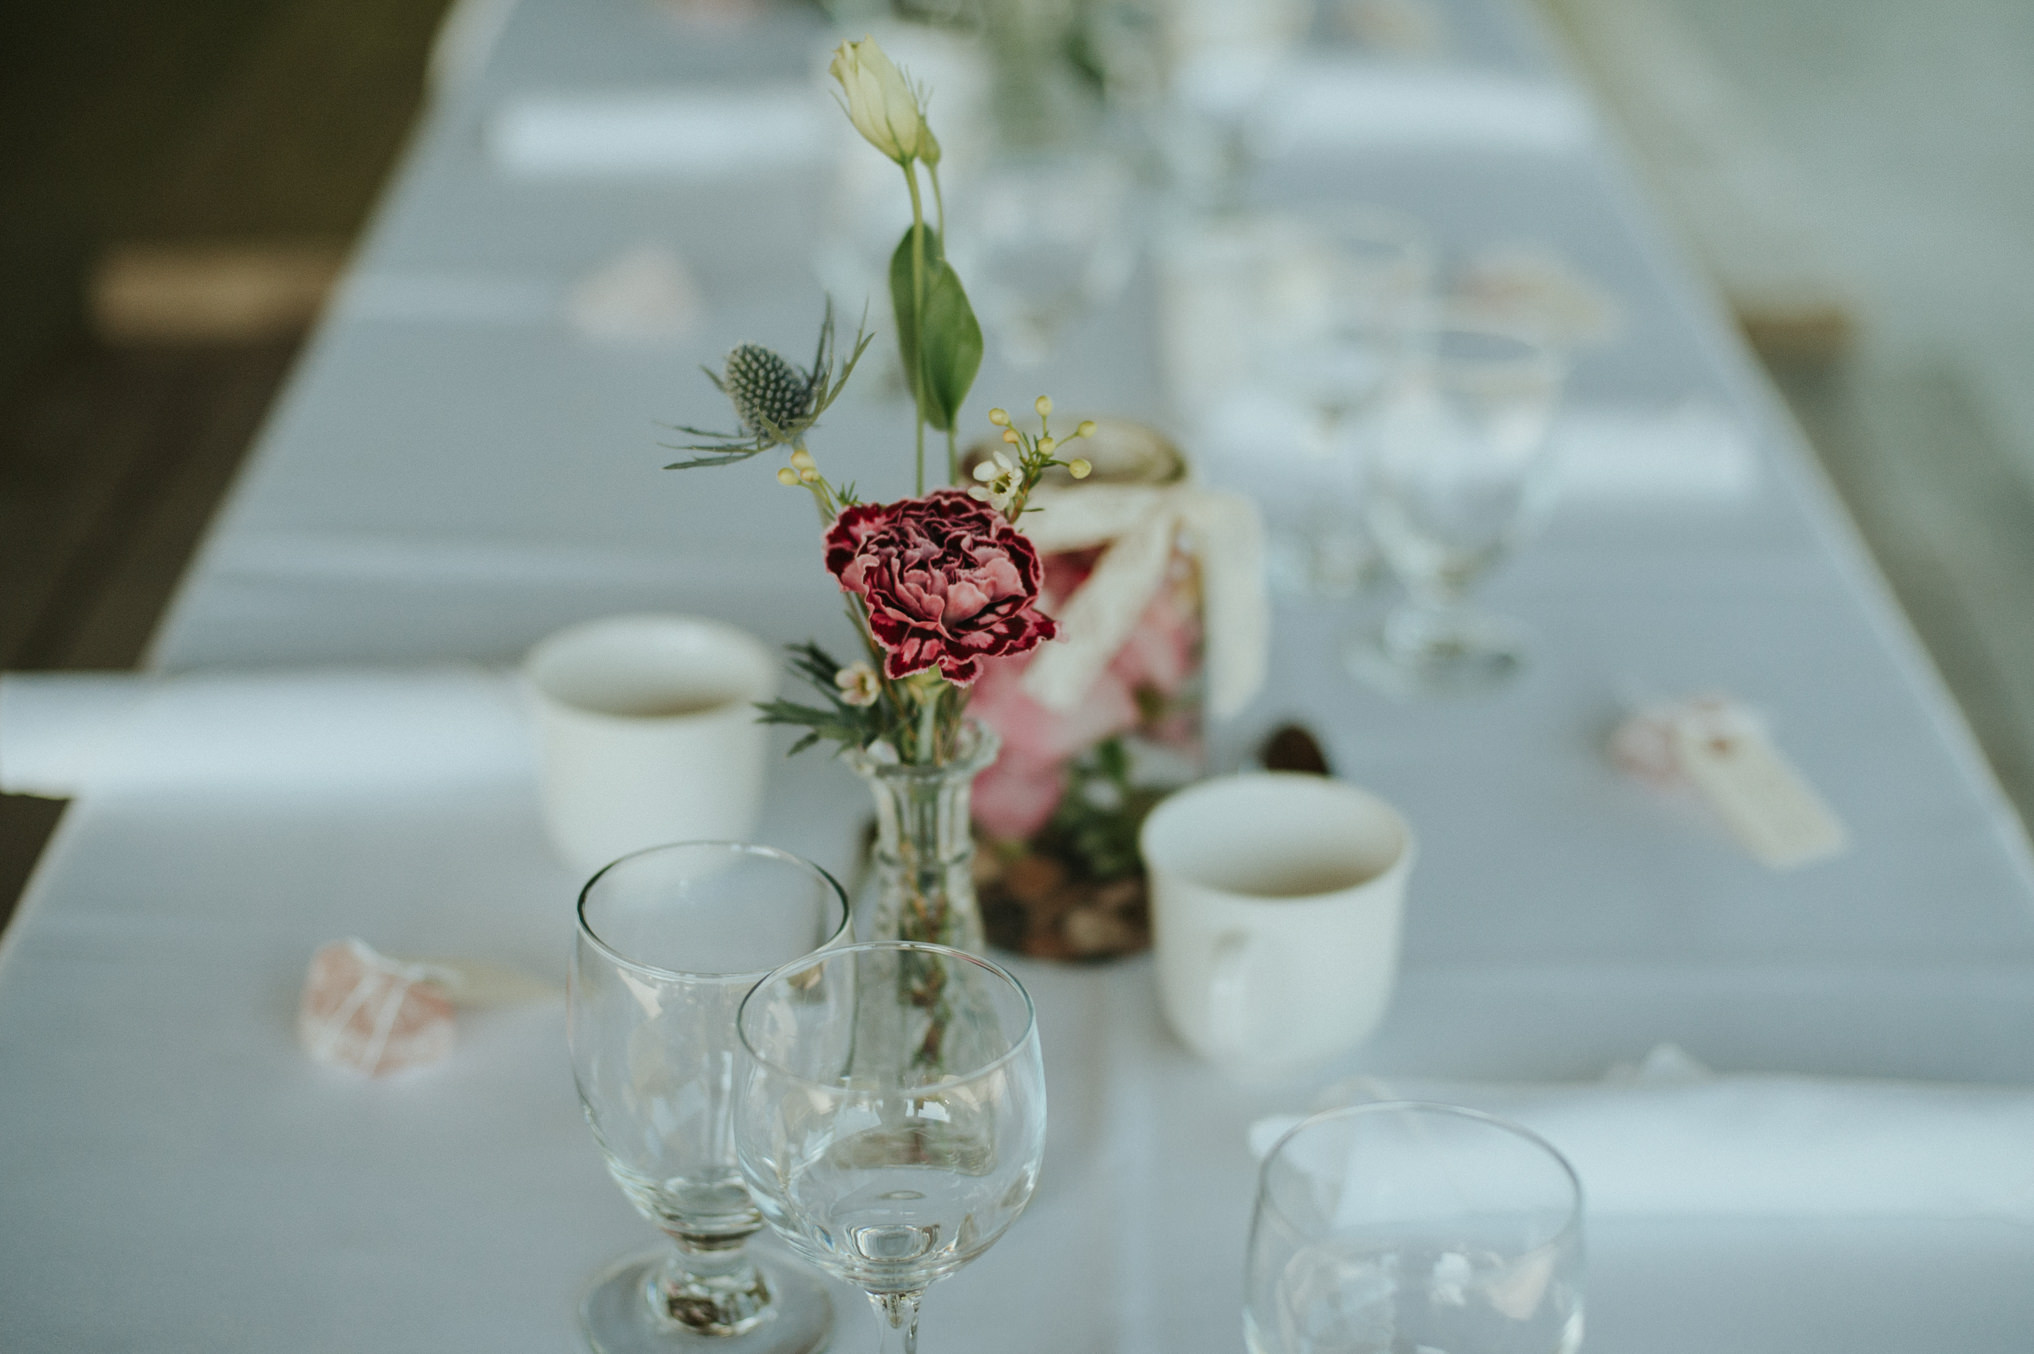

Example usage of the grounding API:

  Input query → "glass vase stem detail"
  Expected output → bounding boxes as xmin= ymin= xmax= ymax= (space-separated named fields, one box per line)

xmin=850 ymin=723 xmax=999 ymax=952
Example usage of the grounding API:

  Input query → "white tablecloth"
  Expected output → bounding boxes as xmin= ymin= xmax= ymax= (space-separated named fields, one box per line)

xmin=4 ymin=0 xmax=2034 ymax=1350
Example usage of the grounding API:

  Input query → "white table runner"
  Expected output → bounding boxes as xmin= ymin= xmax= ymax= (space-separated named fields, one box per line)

xmin=4 ymin=0 xmax=2034 ymax=1350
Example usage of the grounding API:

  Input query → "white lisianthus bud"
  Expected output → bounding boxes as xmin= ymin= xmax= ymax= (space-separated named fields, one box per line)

xmin=835 ymin=661 xmax=881 ymax=707
xmin=830 ymin=38 xmax=930 ymax=165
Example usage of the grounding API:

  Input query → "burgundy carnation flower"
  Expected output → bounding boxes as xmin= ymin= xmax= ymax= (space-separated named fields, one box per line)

xmin=825 ymin=489 xmax=1058 ymax=684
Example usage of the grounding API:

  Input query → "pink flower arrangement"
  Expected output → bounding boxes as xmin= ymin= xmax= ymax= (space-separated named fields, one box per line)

xmin=969 ymin=562 xmax=1204 ymax=840
xmin=826 ymin=489 xmax=1059 ymax=684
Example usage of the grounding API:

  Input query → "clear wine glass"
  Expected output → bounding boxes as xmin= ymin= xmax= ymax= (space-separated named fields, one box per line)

xmin=1247 ymin=1103 xmax=1584 ymax=1354
xmin=570 ymin=842 xmax=851 ymax=1354
xmin=734 ymin=941 xmax=1048 ymax=1354
xmin=1351 ymin=320 xmax=1566 ymax=693
xmin=1251 ymin=207 xmax=1435 ymax=597
xmin=948 ymin=146 xmax=1140 ymax=368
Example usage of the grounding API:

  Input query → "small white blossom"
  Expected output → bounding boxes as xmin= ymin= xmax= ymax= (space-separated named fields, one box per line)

xmin=969 ymin=450 xmax=1022 ymax=514
xmin=835 ymin=661 xmax=881 ymax=707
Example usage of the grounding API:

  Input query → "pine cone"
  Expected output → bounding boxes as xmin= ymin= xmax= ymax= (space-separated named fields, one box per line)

xmin=723 ymin=344 xmax=816 ymax=437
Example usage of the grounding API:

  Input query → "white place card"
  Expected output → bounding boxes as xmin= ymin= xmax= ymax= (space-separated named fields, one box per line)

xmin=1555 ymin=402 xmax=1761 ymax=503
xmin=1670 ymin=716 xmax=1848 ymax=869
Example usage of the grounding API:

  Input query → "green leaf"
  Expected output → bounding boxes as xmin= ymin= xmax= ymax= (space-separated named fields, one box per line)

xmin=888 ymin=225 xmax=982 ymax=434
xmin=918 ymin=262 xmax=982 ymax=432
xmin=889 ymin=225 xmax=925 ymax=407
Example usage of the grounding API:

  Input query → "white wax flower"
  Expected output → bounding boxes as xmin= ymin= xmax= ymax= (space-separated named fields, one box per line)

xmin=835 ymin=661 xmax=881 ymax=707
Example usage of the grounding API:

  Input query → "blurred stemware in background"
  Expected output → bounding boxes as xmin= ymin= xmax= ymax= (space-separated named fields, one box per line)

xmin=1351 ymin=318 xmax=1567 ymax=694
xmin=947 ymin=146 xmax=1139 ymax=367
xmin=1248 ymin=206 xmax=1435 ymax=596
xmin=736 ymin=941 xmax=1047 ymax=1354
xmin=570 ymin=843 xmax=850 ymax=1354
xmin=1171 ymin=207 xmax=1435 ymax=598
xmin=947 ymin=0 xmax=1145 ymax=368
xmin=1158 ymin=0 xmax=1311 ymax=209
xmin=1247 ymin=1103 xmax=1584 ymax=1354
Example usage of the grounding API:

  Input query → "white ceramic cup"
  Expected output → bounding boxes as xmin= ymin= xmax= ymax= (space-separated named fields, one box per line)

xmin=1139 ymin=772 xmax=1415 ymax=1075
xmin=525 ymin=614 xmax=778 ymax=875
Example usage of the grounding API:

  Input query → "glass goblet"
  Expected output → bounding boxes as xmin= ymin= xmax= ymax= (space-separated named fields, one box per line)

xmin=1250 ymin=207 xmax=1434 ymax=597
xmin=1353 ymin=321 xmax=1566 ymax=694
xmin=735 ymin=941 xmax=1048 ymax=1354
xmin=948 ymin=145 xmax=1139 ymax=368
xmin=570 ymin=842 xmax=851 ymax=1354
xmin=1247 ymin=1102 xmax=1584 ymax=1354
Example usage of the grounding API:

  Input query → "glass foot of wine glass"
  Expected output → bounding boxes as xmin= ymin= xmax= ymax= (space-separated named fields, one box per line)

xmin=1345 ymin=604 xmax=1530 ymax=696
xmin=579 ymin=1248 xmax=832 ymax=1354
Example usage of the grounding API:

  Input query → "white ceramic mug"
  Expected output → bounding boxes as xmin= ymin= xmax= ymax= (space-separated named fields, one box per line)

xmin=1139 ymin=772 xmax=1415 ymax=1076
xmin=525 ymin=614 xmax=778 ymax=874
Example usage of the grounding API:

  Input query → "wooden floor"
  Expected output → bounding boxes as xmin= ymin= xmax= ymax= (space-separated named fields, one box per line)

xmin=0 ymin=0 xmax=449 ymax=927
xmin=3 ymin=0 xmax=2033 ymax=934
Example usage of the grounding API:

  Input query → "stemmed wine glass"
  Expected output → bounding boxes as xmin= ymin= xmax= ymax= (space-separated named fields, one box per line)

xmin=1247 ymin=1103 xmax=1584 ymax=1354
xmin=570 ymin=842 xmax=851 ymax=1354
xmin=1251 ymin=207 xmax=1434 ymax=597
xmin=1350 ymin=320 xmax=1567 ymax=693
xmin=948 ymin=146 xmax=1139 ymax=368
xmin=734 ymin=941 xmax=1048 ymax=1354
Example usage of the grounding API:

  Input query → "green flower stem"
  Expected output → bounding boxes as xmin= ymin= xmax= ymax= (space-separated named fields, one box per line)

xmin=904 ymin=163 xmax=930 ymax=496
xmin=916 ymin=686 xmax=939 ymax=764
xmin=930 ymin=165 xmax=956 ymax=486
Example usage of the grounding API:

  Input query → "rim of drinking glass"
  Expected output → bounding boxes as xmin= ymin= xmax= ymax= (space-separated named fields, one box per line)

xmin=1303 ymin=203 xmax=1435 ymax=266
xmin=575 ymin=840 xmax=852 ymax=981
xmin=736 ymin=940 xmax=1039 ymax=1084
xmin=1420 ymin=311 xmax=1566 ymax=367
xmin=1258 ymin=1100 xmax=1584 ymax=1248
xmin=843 ymin=722 xmax=1002 ymax=781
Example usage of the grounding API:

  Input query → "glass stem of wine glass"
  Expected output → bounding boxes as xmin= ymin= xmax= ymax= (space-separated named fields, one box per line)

xmin=868 ymin=1289 xmax=925 ymax=1354
xmin=656 ymin=1230 xmax=769 ymax=1333
xmin=1388 ymin=573 xmax=1476 ymax=660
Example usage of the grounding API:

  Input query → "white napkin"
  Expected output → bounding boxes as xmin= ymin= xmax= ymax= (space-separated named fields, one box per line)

xmin=1258 ymin=59 xmax=1595 ymax=158
xmin=1554 ymin=402 xmax=1760 ymax=504
xmin=489 ymin=87 xmax=829 ymax=179
xmin=1249 ymin=1046 xmax=2034 ymax=1221
xmin=0 ymin=668 xmax=534 ymax=798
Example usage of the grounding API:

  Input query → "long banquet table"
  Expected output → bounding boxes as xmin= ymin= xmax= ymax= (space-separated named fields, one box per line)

xmin=5 ymin=1 xmax=2034 ymax=1351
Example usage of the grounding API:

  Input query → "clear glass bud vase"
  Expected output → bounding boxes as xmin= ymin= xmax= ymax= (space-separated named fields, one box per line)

xmin=848 ymin=722 xmax=999 ymax=952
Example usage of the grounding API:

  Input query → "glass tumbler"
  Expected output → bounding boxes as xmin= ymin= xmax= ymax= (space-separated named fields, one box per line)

xmin=1246 ymin=1103 xmax=1584 ymax=1354
xmin=735 ymin=941 xmax=1048 ymax=1354
xmin=570 ymin=842 xmax=851 ymax=1354
xmin=1353 ymin=321 xmax=1566 ymax=693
